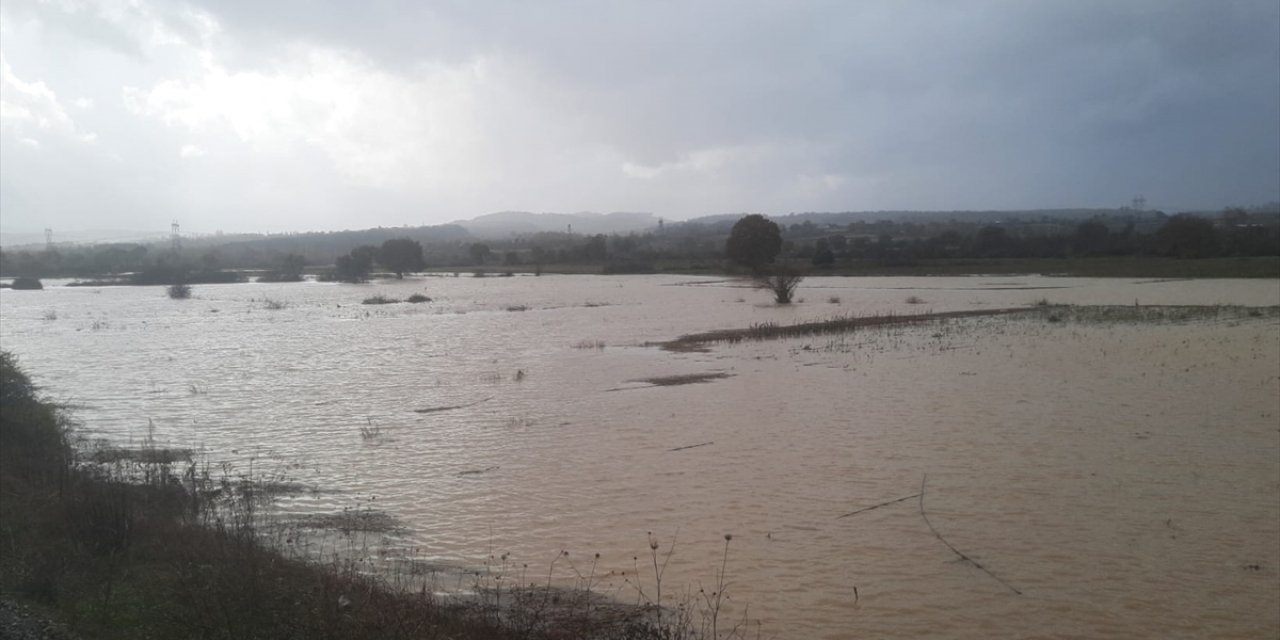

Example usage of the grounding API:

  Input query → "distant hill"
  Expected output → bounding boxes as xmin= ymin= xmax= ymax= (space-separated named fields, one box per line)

xmin=680 ymin=209 xmax=1167 ymax=229
xmin=0 ymin=229 xmax=167 ymax=249
xmin=457 ymin=211 xmax=659 ymax=237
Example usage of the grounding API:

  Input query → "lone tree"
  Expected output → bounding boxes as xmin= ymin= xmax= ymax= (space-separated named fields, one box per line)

xmin=753 ymin=267 xmax=804 ymax=304
xmin=725 ymin=214 xmax=782 ymax=272
xmin=378 ymin=238 xmax=425 ymax=278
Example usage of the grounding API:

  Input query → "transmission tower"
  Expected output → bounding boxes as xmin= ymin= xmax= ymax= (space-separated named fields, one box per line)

xmin=171 ymin=220 xmax=181 ymax=252
xmin=1131 ymin=195 xmax=1146 ymax=212
xmin=45 ymin=228 xmax=53 ymax=251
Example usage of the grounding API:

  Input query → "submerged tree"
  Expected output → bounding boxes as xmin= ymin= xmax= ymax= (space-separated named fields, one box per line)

xmin=335 ymin=245 xmax=377 ymax=282
xmin=280 ymin=253 xmax=306 ymax=278
xmin=378 ymin=238 xmax=425 ymax=278
xmin=753 ymin=267 xmax=805 ymax=304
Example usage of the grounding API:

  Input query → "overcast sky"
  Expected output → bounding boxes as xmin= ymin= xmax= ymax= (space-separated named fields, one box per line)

xmin=1 ymin=1 xmax=1277 ymax=235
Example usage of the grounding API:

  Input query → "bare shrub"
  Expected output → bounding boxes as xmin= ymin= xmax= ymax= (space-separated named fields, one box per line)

xmin=751 ymin=268 xmax=804 ymax=304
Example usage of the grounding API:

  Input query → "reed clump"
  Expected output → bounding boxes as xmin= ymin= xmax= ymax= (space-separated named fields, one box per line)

xmin=362 ymin=294 xmax=401 ymax=305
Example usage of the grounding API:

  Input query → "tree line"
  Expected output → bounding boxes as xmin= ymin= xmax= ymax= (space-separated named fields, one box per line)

xmin=1 ymin=208 xmax=1276 ymax=280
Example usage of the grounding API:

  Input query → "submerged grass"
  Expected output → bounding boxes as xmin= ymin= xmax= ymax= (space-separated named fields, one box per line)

xmin=1026 ymin=304 xmax=1280 ymax=325
xmin=88 ymin=446 xmax=194 ymax=464
xmin=656 ymin=308 xmax=1028 ymax=351
xmin=655 ymin=304 xmax=1280 ymax=352
xmin=1 ymin=352 xmax=759 ymax=638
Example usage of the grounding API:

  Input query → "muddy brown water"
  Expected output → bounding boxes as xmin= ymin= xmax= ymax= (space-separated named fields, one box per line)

xmin=2 ymin=275 xmax=1277 ymax=638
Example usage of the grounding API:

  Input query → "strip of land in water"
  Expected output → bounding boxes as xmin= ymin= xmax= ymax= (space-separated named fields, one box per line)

xmin=653 ymin=304 xmax=1280 ymax=352
xmin=655 ymin=308 xmax=1030 ymax=352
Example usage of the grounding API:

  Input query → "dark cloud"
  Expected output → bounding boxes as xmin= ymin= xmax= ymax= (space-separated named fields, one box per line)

xmin=1 ymin=0 xmax=1276 ymax=234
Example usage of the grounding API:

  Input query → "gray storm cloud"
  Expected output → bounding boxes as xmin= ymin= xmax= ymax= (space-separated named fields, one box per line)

xmin=1 ymin=0 xmax=1276 ymax=234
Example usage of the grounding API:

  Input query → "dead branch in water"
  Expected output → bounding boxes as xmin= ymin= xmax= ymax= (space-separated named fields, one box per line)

xmin=836 ymin=493 xmax=921 ymax=519
xmin=918 ymin=474 xmax=1022 ymax=595
xmin=668 ymin=441 xmax=714 ymax=452
xmin=413 ymin=396 xmax=493 ymax=414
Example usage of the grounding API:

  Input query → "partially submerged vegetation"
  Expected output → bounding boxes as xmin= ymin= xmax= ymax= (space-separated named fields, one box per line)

xmin=656 ymin=308 xmax=1029 ymax=352
xmin=9 ymin=277 xmax=43 ymax=290
xmin=632 ymin=372 xmax=734 ymax=387
xmin=0 ymin=352 xmax=762 ymax=639
xmin=655 ymin=304 xmax=1280 ymax=352
xmin=751 ymin=269 xmax=805 ymax=304
xmin=1027 ymin=303 xmax=1280 ymax=325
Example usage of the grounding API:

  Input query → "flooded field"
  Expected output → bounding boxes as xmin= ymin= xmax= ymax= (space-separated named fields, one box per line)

xmin=2 ymin=275 xmax=1278 ymax=639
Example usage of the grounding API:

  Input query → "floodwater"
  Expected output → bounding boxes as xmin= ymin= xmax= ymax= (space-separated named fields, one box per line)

xmin=2 ymin=275 xmax=1278 ymax=639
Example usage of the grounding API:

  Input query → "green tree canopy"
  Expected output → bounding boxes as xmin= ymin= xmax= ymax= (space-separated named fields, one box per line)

xmin=725 ymin=214 xmax=782 ymax=271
